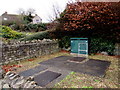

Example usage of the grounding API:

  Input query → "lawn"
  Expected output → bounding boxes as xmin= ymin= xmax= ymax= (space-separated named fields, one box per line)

xmin=4 ymin=51 xmax=119 ymax=88
xmin=54 ymin=54 xmax=119 ymax=88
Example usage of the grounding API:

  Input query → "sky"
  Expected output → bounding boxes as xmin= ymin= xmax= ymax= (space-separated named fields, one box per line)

xmin=0 ymin=0 xmax=76 ymax=23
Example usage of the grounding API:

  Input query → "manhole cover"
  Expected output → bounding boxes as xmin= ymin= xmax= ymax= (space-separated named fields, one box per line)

xmin=34 ymin=71 xmax=61 ymax=87
xmin=68 ymin=57 xmax=86 ymax=63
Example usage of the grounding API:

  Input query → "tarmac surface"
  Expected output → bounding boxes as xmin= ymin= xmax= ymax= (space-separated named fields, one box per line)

xmin=19 ymin=56 xmax=111 ymax=87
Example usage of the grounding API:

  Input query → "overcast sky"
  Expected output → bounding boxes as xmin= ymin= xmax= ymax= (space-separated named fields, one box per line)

xmin=0 ymin=0 xmax=76 ymax=22
xmin=1 ymin=0 xmax=119 ymax=22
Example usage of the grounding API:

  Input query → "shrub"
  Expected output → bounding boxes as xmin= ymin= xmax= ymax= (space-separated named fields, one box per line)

xmin=20 ymin=31 xmax=51 ymax=41
xmin=58 ymin=36 xmax=70 ymax=49
xmin=10 ymin=23 xmax=20 ymax=31
xmin=37 ymin=23 xmax=47 ymax=30
xmin=89 ymin=38 xmax=115 ymax=55
xmin=23 ymin=23 xmax=47 ymax=32
xmin=58 ymin=36 xmax=115 ymax=55
xmin=0 ymin=25 xmax=25 ymax=39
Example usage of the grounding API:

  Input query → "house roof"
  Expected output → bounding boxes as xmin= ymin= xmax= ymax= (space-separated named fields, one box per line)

xmin=2 ymin=12 xmax=18 ymax=16
xmin=32 ymin=15 xmax=42 ymax=20
xmin=1 ymin=12 xmax=23 ymax=24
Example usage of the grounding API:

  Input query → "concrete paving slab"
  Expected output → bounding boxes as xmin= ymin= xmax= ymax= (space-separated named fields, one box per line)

xmin=34 ymin=71 xmax=61 ymax=87
xmin=19 ymin=65 xmax=47 ymax=77
xmin=39 ymin=56 xmax=111 ymax=77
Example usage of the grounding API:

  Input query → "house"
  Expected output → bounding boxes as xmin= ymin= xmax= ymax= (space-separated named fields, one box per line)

xmin=32 ymin=14 xmax=42 ymax=24
xmin=0 ymin=12 xmax=23 ymax=25
xmin=0 ymin=12 xmax=42 ymax=25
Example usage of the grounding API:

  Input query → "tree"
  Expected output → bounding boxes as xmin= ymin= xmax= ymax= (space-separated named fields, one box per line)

xmin=57 ymin=2 xmax=120 ymax=42
xmin=26 ymin=8 xmax=36 ymax=15
xmin=17 ymin=8 xmax=36 ymax=15
xmin=17 ymin=8 xmax=36 ymax=24
xmin=17 ymin=8 xmax=25 ymax=15
xmin=23 ymin=14 xmax=33 ymax=24
xmin=47 ymin=3 xmax=62 ymax=22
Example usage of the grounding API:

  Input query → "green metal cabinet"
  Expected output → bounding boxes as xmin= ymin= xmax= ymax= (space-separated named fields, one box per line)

xmin=71 ymin=38 xmax=88 ymax=55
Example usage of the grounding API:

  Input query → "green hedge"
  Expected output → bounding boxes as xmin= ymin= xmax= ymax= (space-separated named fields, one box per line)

xmin=0 ymin=25 xmax=25 ymax=39
xmin=89 ymin=38 xmax=115 ymax=55
xmin=58 ymin=36 xmax=70 ymax=49
xmin=20 ymin=31 xmax=51 ymax=41
xmin=58 ymin=36 xmax=115 ymax=55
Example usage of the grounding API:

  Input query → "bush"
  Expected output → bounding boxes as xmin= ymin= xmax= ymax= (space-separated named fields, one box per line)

xmin=58 ymin=36 xmax=115 ymax=55
xmin=0 ymin=25 xmax=25 ymax=39
xmin=20 ymin=31 xmax=51 ymax=41
xmin=23 ymin=23 xmax=47 ymax=32
xmin=58 ymin=36 xmax=70 ymax=49
xmin=10 ymin=23 xmax=20 ymax=31
xmin=89 ymin=38 xmax=115 ymax=55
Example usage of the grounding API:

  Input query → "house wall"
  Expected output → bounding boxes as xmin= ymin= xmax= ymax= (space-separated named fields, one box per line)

xmin=32 ymin=16 xmax=42 ymax=24
xmin=0 ymin=40 xmax=60 ymax=64
xmin=1 ymin=12 xmax=23 ymax=25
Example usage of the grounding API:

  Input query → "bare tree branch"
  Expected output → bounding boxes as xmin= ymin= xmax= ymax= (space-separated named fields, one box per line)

xmin=17 ymin=8 xmax=36 ymax=16
xmin=17 ymin=8 xmax=25 ymax=15
xmin=26 ymin=8 xmax=36 ymax=15
xmin=47 ymin=3 xmax=62 ymax=22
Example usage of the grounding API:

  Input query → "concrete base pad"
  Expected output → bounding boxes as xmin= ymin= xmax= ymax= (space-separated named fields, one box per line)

xmin=39 ymin=56 xmax=111 ymax=77
xmin=68 ymin=57 xmax=86 ymax=63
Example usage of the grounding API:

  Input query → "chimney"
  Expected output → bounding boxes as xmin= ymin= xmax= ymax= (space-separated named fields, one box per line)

xmin=5 ymin=12 xmax=7 ymax=14
xmin=2 ymin=12 xmax=7 ymax=15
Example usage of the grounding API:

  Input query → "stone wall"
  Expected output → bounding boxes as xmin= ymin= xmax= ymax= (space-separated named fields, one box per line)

xmin=0 ymin=71 xmax=41 ymax=88
xmin=0 ymin=39 xmax=59 ymax=64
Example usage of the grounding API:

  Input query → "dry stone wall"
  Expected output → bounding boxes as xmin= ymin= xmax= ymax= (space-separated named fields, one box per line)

xmin=0 ymin=39 xmax=60 ymax=64
xmin=0 ymin=71 xmax=41 ymax=89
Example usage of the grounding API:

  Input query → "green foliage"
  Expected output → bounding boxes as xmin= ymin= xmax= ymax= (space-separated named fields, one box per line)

xmin=57 ymin=36 xmax=115 ymax=55
xmin=23 ymin=14 xmax=33 ymax=24
xmin=70 ymin=72 xmax=75 ymax=75
xmin=0 ymin=25 xmax=25 ymax=39
xmin=20 ymin=31 xmax=50 ymax=41
xmin=58 ymin=36 xmax=70 ymax=49
xmin=82 ymin=86 xmax=93 ymax=88
xmin=94 ymin=79 xmax=100 ymax=82
xmin=23 ymin=23 xmax=47 ymax=32
xmin=10 ymin=23 xmax=20 ymax=30
xmin=89 ymin=38 xmax=115 ymax=55
xmin=38 ymin=23 xmax=47 ymax=30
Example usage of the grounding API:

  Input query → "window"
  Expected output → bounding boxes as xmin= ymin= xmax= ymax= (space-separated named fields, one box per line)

xmin=4 ymin=18 xmax=7 ymax=20
xmin=36 ymin=19 xmax=39 ymax=22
